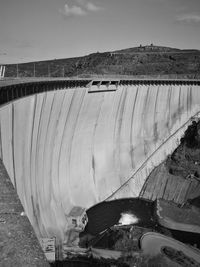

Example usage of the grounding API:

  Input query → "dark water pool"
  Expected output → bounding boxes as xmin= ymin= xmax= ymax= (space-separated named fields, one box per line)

xmin=83 ymin=198 xmax=155 ymax=236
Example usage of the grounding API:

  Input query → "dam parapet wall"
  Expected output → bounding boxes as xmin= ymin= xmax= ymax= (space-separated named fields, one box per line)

xmin=0 ymin=78 xmax=200 ymax=105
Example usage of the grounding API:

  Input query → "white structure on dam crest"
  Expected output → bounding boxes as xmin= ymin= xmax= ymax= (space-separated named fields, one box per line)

xmin=0 ymin=66 xmax=5 ymax=79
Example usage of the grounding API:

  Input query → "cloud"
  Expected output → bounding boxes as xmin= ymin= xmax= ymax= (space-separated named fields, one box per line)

xmin=61 ymin=3 xmax=86 ymax=17
xmin=176 ymin=14 xmax=200 ymax=23
xmin=60 ymin=1 xmax=102 ymax=17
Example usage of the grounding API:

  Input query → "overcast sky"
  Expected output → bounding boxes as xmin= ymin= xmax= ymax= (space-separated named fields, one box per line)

xmin=0 ymin=0 xmax=200 ymax=64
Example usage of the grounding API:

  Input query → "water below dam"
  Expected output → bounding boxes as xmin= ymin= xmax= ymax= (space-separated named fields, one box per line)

xmin=83 ymin=198 xmax=155 ymax=236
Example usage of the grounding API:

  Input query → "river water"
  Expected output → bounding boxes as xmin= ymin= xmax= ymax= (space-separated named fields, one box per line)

xmin=83 ymin=198 xmax=155 ymax=236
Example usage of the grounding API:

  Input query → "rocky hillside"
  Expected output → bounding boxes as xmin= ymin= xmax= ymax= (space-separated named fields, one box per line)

xmin=4 ymin=45 xmax=200 ymax=78
xmin=141 ymin=119 xmax=200 ymax=206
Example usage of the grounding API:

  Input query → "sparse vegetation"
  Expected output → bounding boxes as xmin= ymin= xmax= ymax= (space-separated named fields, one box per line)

xmin=167 ymin=120 xmax=200 ymax=179
xmin=4 ymin=45 xmax=200 ymax=78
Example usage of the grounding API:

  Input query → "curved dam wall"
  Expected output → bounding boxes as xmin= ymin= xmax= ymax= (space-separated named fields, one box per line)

xmin=0 ymin=81 xmax=200 ymax=241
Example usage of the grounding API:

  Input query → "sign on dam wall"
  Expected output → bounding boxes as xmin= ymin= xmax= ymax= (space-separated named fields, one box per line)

xmin=0 ymin=82 xmax=200 ymax=242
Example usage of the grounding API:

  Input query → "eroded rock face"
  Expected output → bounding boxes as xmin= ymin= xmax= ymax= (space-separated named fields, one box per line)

xmin=141 ymin=120 xmax=200 ymax=204
xmin=167 ymin=123 xmax=200 ymax=179
xmin=0 ymin=84 xmax=200 ymax=241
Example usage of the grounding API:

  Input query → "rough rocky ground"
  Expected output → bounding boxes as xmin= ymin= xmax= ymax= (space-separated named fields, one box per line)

xmin=0 ymin=159 xmax=49 ymax=267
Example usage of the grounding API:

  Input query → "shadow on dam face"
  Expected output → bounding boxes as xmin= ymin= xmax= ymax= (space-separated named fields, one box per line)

xmin=0 ymin=80 xmax=200 ymax=243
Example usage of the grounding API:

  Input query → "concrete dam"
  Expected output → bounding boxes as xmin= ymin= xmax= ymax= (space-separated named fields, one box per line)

xmin=0 ymin=79 xmax=200 ymax=243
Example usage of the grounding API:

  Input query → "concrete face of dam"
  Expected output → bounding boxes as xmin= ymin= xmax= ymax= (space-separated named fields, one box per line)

xmin=0 ymin=82 xmax=200 ymax=242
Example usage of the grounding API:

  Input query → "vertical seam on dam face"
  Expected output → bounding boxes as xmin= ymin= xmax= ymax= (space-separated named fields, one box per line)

xmin=30 ymin=95 xmax=40 ymax=232
xmin=91 ymin=92 xmax=105 ymax=189
xmin=153 ymin=86 xmax=159 ymax=142
xmin=178 ymin=86 xmax=182 ymax=118
xmin=11 ymin=103 xmax=16 ymax=189
xmin=118 ymin=87 xmax=129 ymax=182
xmin=130 ymin=86 xmax=139 ymax=169
xmin=0 ymin=80 xmax=200 ymax=244
xmin=167 ymin=86 xmax=172 ymax=133
xmin=35 ymin=93 xmax=47 ymax=235
xmin=42 ymin=92 xmax=56 ymax=214
xmin=57 ymin=90 xmax=77 ymax=210
xmin=113 ymin=88 xmax=127 ymax=182
xmin=68 ymin=89 xmax=87 ymax=204
xmin=51 ymin=91 xmax=66 ymax=214
xmin=142 ymin=86 xmax=150 ymax=157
